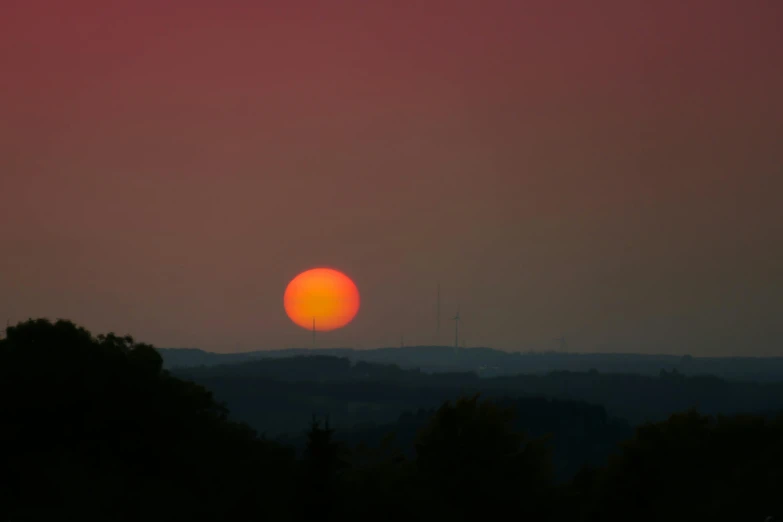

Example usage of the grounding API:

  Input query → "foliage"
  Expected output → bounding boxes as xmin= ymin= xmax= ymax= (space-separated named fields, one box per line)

xmin=414 ymin=394 xmax=555 ymax=521
xmin=586 ymin=410 xmax=783 ymax=522
xmin=0 ymin=319 xmax=294 ymax=521
xmin=2 ymin=319 xmax=782 ymax=521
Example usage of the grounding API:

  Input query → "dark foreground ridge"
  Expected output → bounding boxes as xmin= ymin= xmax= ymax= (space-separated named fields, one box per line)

xmin=2 ymin=319 xmax=782 ymax=521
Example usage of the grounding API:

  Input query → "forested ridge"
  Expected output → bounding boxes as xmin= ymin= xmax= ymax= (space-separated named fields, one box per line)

xmin=2 ymin=319 xmax=782 ymax=521
xmin=174 ymin=355 xmax=783 ymax=432
xmin=160 ymin=346 xmax=783 ymax=383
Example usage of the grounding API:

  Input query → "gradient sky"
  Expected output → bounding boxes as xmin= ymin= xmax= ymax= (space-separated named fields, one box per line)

xmin=1 ymin=1 xmax=781 ymax=355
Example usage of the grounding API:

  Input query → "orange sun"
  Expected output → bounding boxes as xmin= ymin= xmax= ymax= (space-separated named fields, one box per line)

xmin=284 ymin=268 xmax=360 ymax=331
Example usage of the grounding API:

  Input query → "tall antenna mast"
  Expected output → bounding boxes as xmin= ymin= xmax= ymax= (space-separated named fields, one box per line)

xmin=312 ymin=317 xmax=316 ymax=348
xmin=452 ymin=306 xmax=460 ymax=352
xmin=436 ymin=283 xmax=440 ymax=344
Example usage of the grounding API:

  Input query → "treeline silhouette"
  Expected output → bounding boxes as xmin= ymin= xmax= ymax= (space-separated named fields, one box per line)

xmin=2 ymin=319 xmax=782 ymax=521
xmin=279 ymin=396 xmax=634 ymax=483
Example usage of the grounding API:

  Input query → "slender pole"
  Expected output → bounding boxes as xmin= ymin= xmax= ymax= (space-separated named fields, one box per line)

xmin=436 ymin=283 xmax=440 ymax=344
xmin=312 ymin=317 xmax=315 ymax=348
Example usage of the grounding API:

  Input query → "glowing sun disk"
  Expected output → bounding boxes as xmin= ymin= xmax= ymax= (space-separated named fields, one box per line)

xmin=284 ymin=268 xmax=360 ymax=331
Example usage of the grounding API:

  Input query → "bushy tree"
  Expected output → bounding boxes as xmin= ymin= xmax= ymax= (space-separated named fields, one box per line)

xmin=0 ymin=319 xmax=294 ymax=521
xmin=588 ymin=410 xmax=783 ymax=522
xmin=414 ymin=394 xmax=554 ymax=521
xmin=341 ymin=434 xmax=416 ymax=522
xmin=4 ymin=318 xmax=782 ymax=521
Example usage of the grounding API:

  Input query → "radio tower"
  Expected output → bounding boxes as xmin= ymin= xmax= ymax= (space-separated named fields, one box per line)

xmin=312 ymin=318 xmax=316 ymax=348
xmin=452 ymin=307 xmax=461 ymax=352
xmin=436 ymin=283 xmax=441 ymax=345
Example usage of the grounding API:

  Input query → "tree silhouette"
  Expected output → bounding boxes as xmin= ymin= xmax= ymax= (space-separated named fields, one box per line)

xmin=295 ymin=414 xmax=349 ymax=521
xmin=0 ymin=319 xmax=294 ymax=521
xmin=341 ymin=433 xmax=416 ymax=521
xmin=3 ymin=318 xmax=782 ymax=521
xmin=588 ymin=410 xmax=783 ymax=522
xmin=414 ymin=394 xmax=554 ymax=521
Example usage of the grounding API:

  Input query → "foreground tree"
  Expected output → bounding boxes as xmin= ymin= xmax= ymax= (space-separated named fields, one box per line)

xmin=587 ymin=409 xmax=783 ymax=522
xmin=0 ymin=319 xmax=295 ymax=521
xmin=342 ymin=433 xmax=417 ymax=522
xmin=295 ymin=415 xmax=349 ymax=521
xmin=414 ymin=394 xmax=555 ymax=521
xmin=4 ymin=318 xmax=782 ymax=521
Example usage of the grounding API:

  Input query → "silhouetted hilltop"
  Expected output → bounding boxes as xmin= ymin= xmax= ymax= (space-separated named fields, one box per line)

xmin=160 ymin=345 xmax=783 ymax=382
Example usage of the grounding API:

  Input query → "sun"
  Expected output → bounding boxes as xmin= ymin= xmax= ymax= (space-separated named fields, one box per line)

xmin=284 ymin=268 xmax=360 ymax=332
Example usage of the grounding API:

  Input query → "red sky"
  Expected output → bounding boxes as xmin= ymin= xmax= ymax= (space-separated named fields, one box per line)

xmin=1 ymin=0 xmax=781 ymax=355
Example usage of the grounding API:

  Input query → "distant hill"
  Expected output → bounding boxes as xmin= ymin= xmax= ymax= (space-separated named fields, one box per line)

xmin=171 ymin=355 xmax=783 ymax=434
xmin=159 ymin=345 xmax=783 ymax=382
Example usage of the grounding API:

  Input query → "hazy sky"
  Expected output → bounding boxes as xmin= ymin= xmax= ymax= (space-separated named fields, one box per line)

xmin=1 ymin=1 xmax=781 ymax=355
